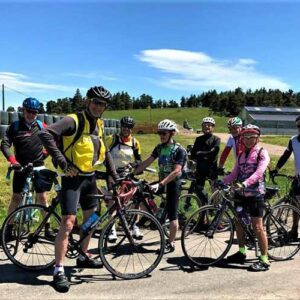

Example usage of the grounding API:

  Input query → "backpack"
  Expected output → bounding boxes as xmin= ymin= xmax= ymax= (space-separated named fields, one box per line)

xmin=11 ymin=119 xmax=44 ymax=135
xmin=109 ymin=134 xmax=137 ymax=152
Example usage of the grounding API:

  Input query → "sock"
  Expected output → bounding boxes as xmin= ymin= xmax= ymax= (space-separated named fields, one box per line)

xmin=260 ymin=255 xmax=269 ymax=263
xmin=239 ymin=247 xmax=246 ymax=255
xmin=54 ymin=265 xmax=64 ymax=276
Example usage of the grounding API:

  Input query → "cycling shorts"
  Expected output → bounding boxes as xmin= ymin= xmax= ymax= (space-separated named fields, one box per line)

xmin=13 ymin=169 xmax=53 ymax=193
xmin=60 ymin=175 xmax=98 ymax=216
xmin=165 ymin=180 xmax=181 ymax=221
xmin=234 ymin=195 xmax=265 ymax=218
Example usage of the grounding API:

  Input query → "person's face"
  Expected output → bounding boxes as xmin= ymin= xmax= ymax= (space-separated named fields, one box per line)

xmin=88 ymin=98 xmax=107 ymax=118
xmin=157 ymin=130 xmax=172 ymax=143
xmin=242 ymin=134 xmax=259 ymax=149
xmin=120 ymin=125 xmax=133 ymax=137
xmin=229 ymin=125 xmax=242 ymax=137
xmin=202 ymin=122 xmax=214 ymax=134
xmin=23 ymin=108 xmax=38 ymax=123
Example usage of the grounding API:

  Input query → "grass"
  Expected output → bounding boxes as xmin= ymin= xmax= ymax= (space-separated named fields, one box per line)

xmin=104 ymin=107 xmax=230 ymax=133
xmin=260 ymin=135 xmax=290 ymax=147
xmin=0 ymin=133 xmax=294 ymax=224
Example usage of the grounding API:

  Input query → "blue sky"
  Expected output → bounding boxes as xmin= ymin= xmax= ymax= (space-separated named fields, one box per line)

xmin=1 ymin=0 xmax=300 ymax=108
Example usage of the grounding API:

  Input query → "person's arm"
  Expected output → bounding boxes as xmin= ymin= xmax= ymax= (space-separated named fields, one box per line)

xmin=223 ymin=160 xmax=239 ymax=184
xmin=275 ymin=140 xmax=292 ymax=171
xmin=38 ymin=116 xmax=76 ymax=171
xmin=219 ymin=146 xmax=232 ymax=167
xmin=133 ymin=156 xmax=155 ymax=175
xmin=160 ymin=164 xmax=182 ymax=186
xmin=243 ymin=149 xmax=270 ymax=187
xmin=0 ymin=125 xmax=18 ymax=164
xmin=190 ymin=139 xmax=198 ymax=160
xmin=133 ymin=139 xmax=142 ymax=162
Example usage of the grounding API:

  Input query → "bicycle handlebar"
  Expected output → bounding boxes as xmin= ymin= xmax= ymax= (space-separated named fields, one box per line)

xmin=269 ymin=172 xmax=295 ymax=185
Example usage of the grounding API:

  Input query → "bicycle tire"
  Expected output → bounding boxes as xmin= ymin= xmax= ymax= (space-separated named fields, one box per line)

xmin=181 ymin=205 xmax=234 ymax=267
xmin=99 ymin=209 xmax=165 ymax=279
xmin=265 ymin=203 xmax=300 ymax=261
xmin=162 ymin=193 xmax=202 ymax=240
xmin=1 ymin=204 xmax=61 ymax=271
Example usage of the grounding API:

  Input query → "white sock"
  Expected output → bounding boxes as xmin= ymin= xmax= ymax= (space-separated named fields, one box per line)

xmin=54 ymin=265 xmax=64 ymax=276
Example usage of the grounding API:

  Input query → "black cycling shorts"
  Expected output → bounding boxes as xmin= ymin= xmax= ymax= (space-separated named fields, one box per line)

xmin=60 ymin=175 xmax=98 ymax=216
xmin=234 ymin=195 xmax=265 ymax=218
xmin=165 ymin=180 xmax=181 ymax=222
xmin=12 ymin=169 xmax=53 ymax=194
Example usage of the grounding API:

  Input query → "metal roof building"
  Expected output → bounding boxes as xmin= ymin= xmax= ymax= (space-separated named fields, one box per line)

xmin=239 ymin=106 xmax=300 ymax=135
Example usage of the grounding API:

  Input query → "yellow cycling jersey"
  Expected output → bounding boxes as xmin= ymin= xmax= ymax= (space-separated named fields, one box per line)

xmin=62 ymin=111 xmax=106 ymax=173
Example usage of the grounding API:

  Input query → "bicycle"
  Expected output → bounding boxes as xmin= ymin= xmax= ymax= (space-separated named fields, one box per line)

xmin=119 ymin=164 xmax=202 ymax=240
xmin=1 ymin=173 xmax=165 ymax=279
xmin=181 ymin=182 xmax=300 ymax=267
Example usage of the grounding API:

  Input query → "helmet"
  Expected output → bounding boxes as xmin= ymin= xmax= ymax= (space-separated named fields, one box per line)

xmin=241 ymin=124 xmax=260 ymax=136
xmin=295 ymin=116 xmax=300 ymax=123
xmin=227 ymin=117 xmax=242 ymax=128
xmin=158 ymin=119 xmax=178 ymax=132
xmin=22 ymin=97 xmax=40 ymax=111
xmin=86 ymin=86 xmax=112 ymax=102
xmin=120 ymin=116 xmax=135 ymax=128
xmin=202 ymin=117 xmax=215 ymax=125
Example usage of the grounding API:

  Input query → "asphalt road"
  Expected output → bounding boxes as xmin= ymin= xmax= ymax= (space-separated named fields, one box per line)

xmin=1 ymin=238 xmax=299 ymax=300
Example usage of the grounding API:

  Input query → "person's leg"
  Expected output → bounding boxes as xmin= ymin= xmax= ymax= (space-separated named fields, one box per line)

xmin=251 ymin=217 xmax=268 ymax=256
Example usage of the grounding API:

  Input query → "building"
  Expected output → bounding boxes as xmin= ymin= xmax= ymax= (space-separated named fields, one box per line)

xmin=240 ymin=106 xmax=300 ymax=135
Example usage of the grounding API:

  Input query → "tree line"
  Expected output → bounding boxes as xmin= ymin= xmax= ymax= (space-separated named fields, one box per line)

xmin=6 ymin=87 xmax=300 ymax=116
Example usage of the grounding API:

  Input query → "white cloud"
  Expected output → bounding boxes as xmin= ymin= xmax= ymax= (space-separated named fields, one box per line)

xmin=137 ymin=49 xmax=290 ymax=91
xmin=0 ymin=71 xmax=76 ymax=93
xmin=64 ymin=72 xmax=117 ymax=81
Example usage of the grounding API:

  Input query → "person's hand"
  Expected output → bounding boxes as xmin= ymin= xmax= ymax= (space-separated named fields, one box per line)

xmin=149 ymin=183 xmax=164 ymax=195
xmin=64 ymin=164 xmax=79 ymax=177
xmin=8 ymin=156 xmax=21 ymax=170
xmin=233 ymin=182 xmax=244 ymax=193
xmin=269 ymin=169 xmax=278 ymax=178
xmin=212 ymin=179 xmax=224 ymax=189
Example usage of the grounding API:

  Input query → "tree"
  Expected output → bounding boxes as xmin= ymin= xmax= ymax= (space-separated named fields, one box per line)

xmin=6 ymin=106 xmax=15 ymax=112
xmin=72 ymin=89 xmax=84 ymax=112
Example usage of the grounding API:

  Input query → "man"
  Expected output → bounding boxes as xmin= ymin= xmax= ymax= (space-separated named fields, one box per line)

xmin=270 ymin=116 xmax=300 ymax=240
xmin=218 ymin=116 xmax=243 ymax=171
xmin=39 ymin=86 xmax=118 ymax=292
xmin=134 ymin=119 xmax=186 ymax=252
xmin=223 ymin=124 xmax=271 ymax=271
xmin=191 ymin=117 xmax=220 ymax=204
xmin=1 ymin=97 xmax=53 ymax=240
xmin=107 ymin=116 xmax=142 ymax=242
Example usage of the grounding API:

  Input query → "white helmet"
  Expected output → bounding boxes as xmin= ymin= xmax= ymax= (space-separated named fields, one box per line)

xmin=158 ymin=119 xmax=178 ymax=132
xmin=202 ymin=117 xmax=215 ymax=125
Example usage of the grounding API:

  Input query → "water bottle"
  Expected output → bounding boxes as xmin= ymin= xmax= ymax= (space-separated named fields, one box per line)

xmin=81 ymin=212 xmax=99 ymax=233
xmin=236 ymin=206 xmax=250 ymax=226
xmin=148 ymin=198 xmax=158 ymax=213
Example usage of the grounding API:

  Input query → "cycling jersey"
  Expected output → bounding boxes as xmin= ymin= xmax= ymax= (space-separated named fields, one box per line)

xmin=108 ymin=134 xmax=141 ymax=169
xmin=1 ymin=117 xmax=47 ymax=166
xmin=223 ymin=145 xmax=270 ymax=197
xmin=219 ymin=135 xmax=241 ymax=166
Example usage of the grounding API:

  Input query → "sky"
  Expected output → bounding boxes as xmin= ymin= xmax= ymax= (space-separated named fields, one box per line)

xmin=1 ymin=0 xmax=300 ymax=109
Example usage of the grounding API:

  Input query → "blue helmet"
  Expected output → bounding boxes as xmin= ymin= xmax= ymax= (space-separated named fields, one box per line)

xmin=22 ymin=97 xmax=41 ymax=111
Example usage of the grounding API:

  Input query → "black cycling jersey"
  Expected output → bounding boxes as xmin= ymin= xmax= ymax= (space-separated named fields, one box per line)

xmin=1 ymin=118 xmax=46 ymax=166
xmin=276 ymin=136 xmax=298 ymax=170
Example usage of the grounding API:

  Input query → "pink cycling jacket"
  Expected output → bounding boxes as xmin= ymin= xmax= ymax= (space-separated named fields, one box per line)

xmin=223 ymin=145 xmax=270 ymax=197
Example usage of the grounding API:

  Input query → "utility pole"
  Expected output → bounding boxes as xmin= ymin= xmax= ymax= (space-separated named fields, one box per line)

xmin=2 ymin=84 xmax=5 ymax=111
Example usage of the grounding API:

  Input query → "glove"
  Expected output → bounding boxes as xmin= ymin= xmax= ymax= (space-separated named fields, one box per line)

xmin=233 ymin=182 xmax=244 ymax=194
xmin=150 ymin=183 xmax=164 ymax=195
xmin=269 ymin=169 xmax=278 ymax=178
xmin=64 ymin=163 xmax=79 ymax=177
xmin=8 ymin=156 xmax=21 ymax=169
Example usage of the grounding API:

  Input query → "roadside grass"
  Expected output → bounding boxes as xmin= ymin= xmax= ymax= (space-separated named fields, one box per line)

xmin=0 ymin=133 xmax=294 ymax=224
xmin=260 ymin=135 xmax=291 ymax=147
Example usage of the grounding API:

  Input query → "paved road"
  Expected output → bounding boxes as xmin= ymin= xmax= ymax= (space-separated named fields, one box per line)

xmin=1 ymin=238 xmax=299 ymax=300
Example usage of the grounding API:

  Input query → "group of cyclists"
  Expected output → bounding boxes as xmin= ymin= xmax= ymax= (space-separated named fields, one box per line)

xmin=0 ymin=85 xmax=299 ymax=292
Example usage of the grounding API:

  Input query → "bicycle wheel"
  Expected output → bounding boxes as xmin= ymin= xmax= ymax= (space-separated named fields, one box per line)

xmin=181 ymin=205 xmax=234 ymax=267
xmin=265 ymin=204 xmax=300 ymax=261
xmin=1 ymin=204 xmax=61 ymax=270
xmin=99 ymin=209 xmax=165 ymax=279
xmin=162 ymin=193 xmax=202 ymax=240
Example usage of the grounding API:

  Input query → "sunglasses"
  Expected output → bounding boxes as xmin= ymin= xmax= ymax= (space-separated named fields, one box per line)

xmin=157 ymin=131 xmax=168 ymax=136
xmin=243 ymin=135 xmax=258 ymax=140
xmin=25 ymin=109 xmax=38 ymax=115
xmin=122 ymin=125 xmax=134 ymax=129
xmin=91 ymin=98 xmax=107 ymax=106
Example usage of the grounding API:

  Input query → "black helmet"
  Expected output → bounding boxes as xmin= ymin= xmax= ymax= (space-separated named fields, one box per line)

xmin=120 ymin=116 xmax=135 ymax=128
xmin=86 ymin=86 xmax=112 ymax=102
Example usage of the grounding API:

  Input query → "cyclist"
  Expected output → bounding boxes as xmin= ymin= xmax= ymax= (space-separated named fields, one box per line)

xmin=106 ymin=116 xmax=142 ymax=242
xmin=39 ymin=86 xmax=119 ymax=292
xmin=270 ymin=116 xmax=300 ymax=240
xmin=218 ymin=117 xmax=243 ymax=172
xmin=222 ymin=124 xmax=271 ymax=271
xmin=190 ymin=117 xmax=220 ymax=205
xmin=133 ymin=119 xmax=187 ymax=253
xmin=0 ymin=97 xmax=54 ymax=240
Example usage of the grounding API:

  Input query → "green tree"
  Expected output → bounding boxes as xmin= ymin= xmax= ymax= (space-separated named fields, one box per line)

xmin=6 ymin=106 xmax=15 ymax=112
